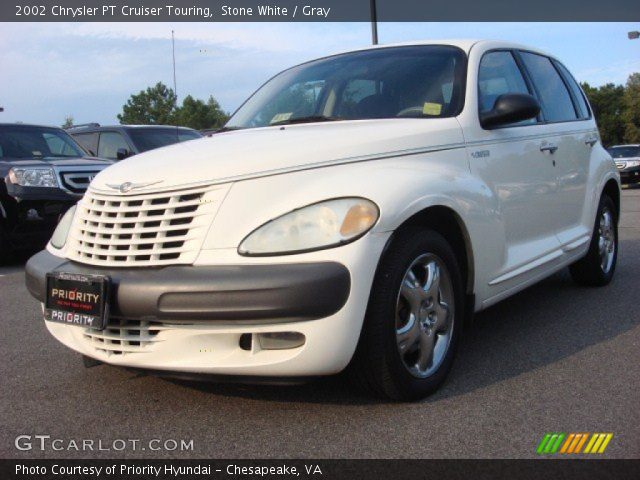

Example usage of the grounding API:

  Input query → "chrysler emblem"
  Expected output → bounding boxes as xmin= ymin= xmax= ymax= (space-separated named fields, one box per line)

xmin=118 ymin=182 xmax=134 ymax=193
xmin=106 ymin=180 xmax=163 ymax=193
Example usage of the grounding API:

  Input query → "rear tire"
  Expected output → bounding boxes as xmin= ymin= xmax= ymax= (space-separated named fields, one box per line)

xmin=0 ymin=222 xmax=10 ymax=265
xmin=349 ymin=227 xmax=464 ymax=401
xmin=569 ymin=194 xmax=618 ymax=286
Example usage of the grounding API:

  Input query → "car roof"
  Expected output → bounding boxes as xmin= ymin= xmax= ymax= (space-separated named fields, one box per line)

xmin=0 ymin=122 xmax=65 ymax=130
xmin=326 ymin=39 xmax=554 ymax=60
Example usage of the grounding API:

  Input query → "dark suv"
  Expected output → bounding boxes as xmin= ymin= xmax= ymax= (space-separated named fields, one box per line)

xmin=0 ymin=123 xmax=111 ymax=259
xmin=67 ymin=124 xmax=202 ymax=160
xmin=608 ymin=145 xmax=640 ymax=185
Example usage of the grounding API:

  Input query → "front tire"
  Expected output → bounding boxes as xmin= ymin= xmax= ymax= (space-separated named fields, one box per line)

xmin=349 ymin=228 xmax=464 ymax=401
xmin=569 ymin=194 xmax=618 ymax=286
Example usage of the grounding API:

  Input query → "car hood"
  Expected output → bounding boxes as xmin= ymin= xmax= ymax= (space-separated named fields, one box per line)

xmin=91 ymin=119 xmax=464 ymax=193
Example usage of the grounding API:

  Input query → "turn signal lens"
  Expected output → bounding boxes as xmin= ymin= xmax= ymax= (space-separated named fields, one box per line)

xmin=50 ymin=205 xmax=76 ymax=250
xmin=340 ymin=203 xmax=379 ymax=237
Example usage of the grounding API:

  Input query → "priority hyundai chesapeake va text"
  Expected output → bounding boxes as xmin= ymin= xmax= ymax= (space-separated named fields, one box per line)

xmin=26 ymin=40 xmax=620 ymax=400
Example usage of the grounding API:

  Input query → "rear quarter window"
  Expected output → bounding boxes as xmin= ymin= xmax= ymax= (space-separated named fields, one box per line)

xmin=553 ymin=60 xmax=590 ymax=120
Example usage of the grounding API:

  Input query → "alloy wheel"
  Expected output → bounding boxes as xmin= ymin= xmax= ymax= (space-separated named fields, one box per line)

xmin=395 ymin=253 xmax=455 ymax=378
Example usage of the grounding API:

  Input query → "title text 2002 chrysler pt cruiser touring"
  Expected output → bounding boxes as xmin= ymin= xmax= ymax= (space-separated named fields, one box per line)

xmin=26 ymin=40 xmax=620 ymax=400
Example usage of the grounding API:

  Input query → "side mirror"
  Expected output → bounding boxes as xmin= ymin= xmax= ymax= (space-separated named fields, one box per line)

xmin=480 ymin=93 xmax=540 ymax=129
xmin=116 ymin=148 xmax=131 ymax=160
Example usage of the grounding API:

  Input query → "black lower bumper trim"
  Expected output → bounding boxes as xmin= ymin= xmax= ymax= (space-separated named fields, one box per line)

xmin=25 ymin=250 xmax=351 ymax=324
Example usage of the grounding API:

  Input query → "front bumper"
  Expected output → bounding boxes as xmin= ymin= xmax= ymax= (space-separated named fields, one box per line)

xmin=1 ymin=184 xmax=79 ymax=249
xmin=24 ymin=240 xmax=386 ymax=377
xmin=26 ymin=250 xmax=350 ymax=323
xmin=618 ymin=166 xmax=640 ymax=184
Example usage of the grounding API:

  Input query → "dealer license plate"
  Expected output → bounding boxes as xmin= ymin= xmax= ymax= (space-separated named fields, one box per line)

xmin=45 ymin=272 xmax=110 ymax=330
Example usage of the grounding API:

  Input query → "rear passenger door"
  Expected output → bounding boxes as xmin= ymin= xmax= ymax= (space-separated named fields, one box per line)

xmin=73 ymin=132 xmax=99 ymax=156
xmin=467 ymin=50 xmax=561 ymax=293
xmin=518 ymin=52 xmax=593 ymax=247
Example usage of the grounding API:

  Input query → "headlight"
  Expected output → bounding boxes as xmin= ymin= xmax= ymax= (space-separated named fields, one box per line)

xmin=239 ymin=197 xmax=379 ymax=256
xmin=50 ymin=205 xmax=76 ymax=250
xmin=626 ymin=160 xmax=640 ymax=168
xmin=9 ymin=167 xmax=58 ymax=187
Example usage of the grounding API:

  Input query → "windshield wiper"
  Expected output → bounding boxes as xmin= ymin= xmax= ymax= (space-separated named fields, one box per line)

xmin=270 ymin=115 xmax=344 ymax=126
xmin=215 ymin=126 xmax=243 ymax=133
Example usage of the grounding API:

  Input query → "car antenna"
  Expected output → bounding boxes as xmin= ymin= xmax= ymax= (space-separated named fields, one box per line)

xmin=172 ymin=29 xmax=179 ymax=142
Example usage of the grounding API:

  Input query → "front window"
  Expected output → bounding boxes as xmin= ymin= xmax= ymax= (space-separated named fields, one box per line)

xmin=478 ymin=50 xmax=535 ymax=126
xmin=127 ymin=128 xmax=202 ymax=153
xmin=608 ymin=146 xmax=640 ymax=158
xmin=226 ymin=45 xmax=467 ymax=129
xmin=0 ymin=125 xmax=84 ymax=159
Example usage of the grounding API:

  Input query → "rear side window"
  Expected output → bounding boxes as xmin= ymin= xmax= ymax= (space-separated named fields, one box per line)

xmin=478 ymin=51 xmax=535 ymax=125
xmin=97 ymin=131 xmax=129 ymax=160
xmin=553 ymin=61 xmax=590 ymax=120
xmin=519 ymin=52 xmax=577 ymax=122
xmin=73 ymin=132 xmax=99 ymax=156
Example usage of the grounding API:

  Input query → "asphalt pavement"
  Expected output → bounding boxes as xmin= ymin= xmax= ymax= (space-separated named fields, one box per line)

xmin=1 ymin=190 xmax=639 ymax=459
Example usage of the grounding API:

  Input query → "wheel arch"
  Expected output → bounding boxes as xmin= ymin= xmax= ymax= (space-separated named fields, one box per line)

xmin=602 ymin=178 xmax=620 ymax=221
xmin=386 ymin=205 xmax=475 ymax=297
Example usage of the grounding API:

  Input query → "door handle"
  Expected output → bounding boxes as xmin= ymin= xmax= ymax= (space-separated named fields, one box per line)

xmin=540 ymin=144 xmax=558 ymax=154
xmin=585 ymin=138 xmax=598 ymax=147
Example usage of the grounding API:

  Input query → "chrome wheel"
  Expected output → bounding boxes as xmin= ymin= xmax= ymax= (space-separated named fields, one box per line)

xmin=598 ymin=207 xmax=616 ymax=274
xmin=395 ymin=253 xmax=454 ymax=378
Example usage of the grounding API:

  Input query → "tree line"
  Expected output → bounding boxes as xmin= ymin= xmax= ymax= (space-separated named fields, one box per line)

xmin=63 ymin=82 xmax=229 ymax=131
xmin=115 ymin=82 xmax=229 ymax=130
xmin=581 ymin=72 xmax=640 ymax=147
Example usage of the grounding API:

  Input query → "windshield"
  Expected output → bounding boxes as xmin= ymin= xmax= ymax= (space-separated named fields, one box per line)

xmin=0 ymin=125 xmax=85 ymax=159
xmin=226 ymin=45 xmax=467 ymax=129
xmin=608 ymin=146 xmax=640 ymax=158
xmin=127 ymin=128 xmax=202 ymax=153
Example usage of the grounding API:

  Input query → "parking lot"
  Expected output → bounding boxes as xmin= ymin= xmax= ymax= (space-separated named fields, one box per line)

xmin=1 ymin=189 xmax=639 ymax=459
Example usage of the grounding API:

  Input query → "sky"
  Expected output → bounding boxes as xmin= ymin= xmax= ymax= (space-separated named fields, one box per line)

xmin=1 ymin=22 xmax=639 ymax=126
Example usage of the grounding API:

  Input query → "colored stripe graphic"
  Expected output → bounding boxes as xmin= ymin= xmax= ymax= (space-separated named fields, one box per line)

xmin=598 ymin=434 xmax=613 ymax=453
xmin=560 ymin=433 xmax=575 ymax=453
xmin=537 ymin=433 xmax=565 ymax=454
xmin=538 ymin=433 xmax=613 ymax=455
xmin=537 ymin=434 xmax=552 ymax=454
xmin=584 ymin=433 xmax=614 ymax=454
xmin=574 ymin=433 xmax=589 ymax=453
xmin=584 ymin=434 xmax=599 ymax=453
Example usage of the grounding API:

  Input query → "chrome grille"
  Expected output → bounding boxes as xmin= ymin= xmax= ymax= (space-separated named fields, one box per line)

xmin=82 ymin=318 xmax=172 ymax=356
xmin=67 ymin=184 xmax=228 ymax=267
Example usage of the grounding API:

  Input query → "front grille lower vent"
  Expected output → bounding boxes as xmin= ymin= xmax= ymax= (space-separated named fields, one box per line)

xmin=83 ymin=318 xmax=167 ymax=356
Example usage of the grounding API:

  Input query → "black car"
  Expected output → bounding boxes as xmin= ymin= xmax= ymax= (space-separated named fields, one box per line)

xmin=608 ymin=144 xmax=640 ymax=185
xmin=0 ymin=123 xmax=112 ymax=259
xmin=67 ymin=124 xmax=202 ymax=160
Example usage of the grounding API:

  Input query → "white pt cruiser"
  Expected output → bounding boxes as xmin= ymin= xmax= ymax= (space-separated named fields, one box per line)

xmin=26 ymin=40 xmax=620 ymax=400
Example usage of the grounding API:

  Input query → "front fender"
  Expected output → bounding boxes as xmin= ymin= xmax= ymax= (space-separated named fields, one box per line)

xmin=200 ymin=151 xmax=500 ymax=301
